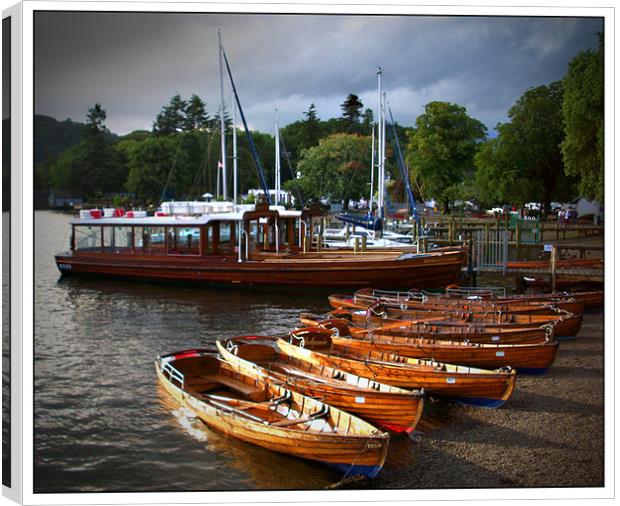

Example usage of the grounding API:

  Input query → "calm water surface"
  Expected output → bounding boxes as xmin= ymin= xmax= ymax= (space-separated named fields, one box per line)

xmin=34 ymin=211 xmax=417 ymax=492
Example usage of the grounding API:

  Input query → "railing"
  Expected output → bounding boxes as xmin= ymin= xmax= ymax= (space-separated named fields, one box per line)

xmin=473 ymin=229 xmax=509 ymax=274
xmin=162 ymin=361 xmax=185 ymax=389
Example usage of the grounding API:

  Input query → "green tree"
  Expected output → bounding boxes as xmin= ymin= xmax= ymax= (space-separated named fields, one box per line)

xmin=48 ymin=104 xmax=126 ymax=199
xmin=340 ymin=94 xmax=364 ymax=127
xmin=184 ymin=94 xmax=210 ymax=131
xmin=474 ymin=82 xmax=574 ymax=213
xmin=153 ymin=94 xmax=188 ymax=135
xmin=287 ymin=133 xmax=371 ymax=207
xmin=561 ymin=34 xmax=604 ymax=201
xmin=125 ymin=135 xmax=194 ymax=200
xmin=406 ymin=101 xmax=486 ymax=212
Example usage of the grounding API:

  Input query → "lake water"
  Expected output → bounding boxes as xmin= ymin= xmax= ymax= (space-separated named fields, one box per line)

xmin=33 ymin=211 xmax=417 ymax=493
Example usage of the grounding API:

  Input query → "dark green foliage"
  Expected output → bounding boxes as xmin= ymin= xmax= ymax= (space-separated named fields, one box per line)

xmin=561 ymin=33 xmax=604 ymax=202
xmin=288 ymin=133 xmax=371 ymax=207
xmin=340 ymin=94 xmax=364 ymax=129
xmin=474 ymin=82 xmax=576 ymax=213
xmin=48 ymin=104 xmax=126 ymax=199
xmin=153 ymin=94 xmax=188 ymax=135
xmin=406 ymin=101 xmax=486 ymax=212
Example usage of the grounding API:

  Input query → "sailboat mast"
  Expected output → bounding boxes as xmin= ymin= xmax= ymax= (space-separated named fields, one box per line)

xmin=232 ymin=90 xmax=238 ymax=204
xmin=218 ymin=29 xmax=228 ymax=200
xmin=376 ymin=67 xmax=384 ymax=221
xmin=369 ymin=124 xmax=375 ymax=214
xmin=275 ymin=108 xmax=281 ymax=205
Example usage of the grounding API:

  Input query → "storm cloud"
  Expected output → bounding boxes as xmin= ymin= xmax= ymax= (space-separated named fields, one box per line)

xmin=34 ymin=11 xmax=602 ymax=134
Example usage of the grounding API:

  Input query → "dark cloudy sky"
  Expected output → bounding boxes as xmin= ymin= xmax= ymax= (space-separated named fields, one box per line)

xmin=34 ymin=11 xmax=602 ymax=135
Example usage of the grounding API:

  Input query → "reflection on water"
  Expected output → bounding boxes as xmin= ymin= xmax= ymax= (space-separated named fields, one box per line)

xmin=34 ymin=211 xmax=363 ymax=492
xmin=2 ymin=212 xmax=10 ymax=486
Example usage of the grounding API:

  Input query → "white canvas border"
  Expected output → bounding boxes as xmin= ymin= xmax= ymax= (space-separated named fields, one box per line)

xmin=1 ymin=0 xmax=616 ymax=504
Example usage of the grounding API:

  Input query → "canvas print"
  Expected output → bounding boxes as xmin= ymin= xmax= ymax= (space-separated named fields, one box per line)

xmin=32 ymin=8 xmax=604 ymax=494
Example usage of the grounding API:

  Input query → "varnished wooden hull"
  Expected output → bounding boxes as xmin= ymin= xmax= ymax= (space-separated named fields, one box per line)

xmin=301 ymin=312 xmax=554 ymax=344
xmin=217 ymin=339 xmax=424 ymax=434
xmin=333 ymin=307 xmax=581 ymax=339
xmin=329 ymin=292 xmax=584 ymax=316
xmin=56 ymin=248 xmax=466 ymax=289
xmin=330 ymin=334 xmax=559 ymax=374
xmin=156 ymin=351 xmax=389 ymax=477
xmin=278 ymin=332 xmax=516 ymax=408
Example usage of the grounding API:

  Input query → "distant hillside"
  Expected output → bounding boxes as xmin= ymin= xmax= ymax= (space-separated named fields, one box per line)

xmin=34 ymin=115 xmax=85 ymax=164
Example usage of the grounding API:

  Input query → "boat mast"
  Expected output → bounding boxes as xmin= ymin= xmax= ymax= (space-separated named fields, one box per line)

xmin=218 ymin=29 xmax=228 ymax=200
xmin=376 ymin=67 xmax=384 ymax=221
xmin=232 ymin=90 xmax=238 ymax=204
xmin=275 ymin=108 xmax=281 ymax=206
xmin=369 ymin=124 xmax=375 ymax=215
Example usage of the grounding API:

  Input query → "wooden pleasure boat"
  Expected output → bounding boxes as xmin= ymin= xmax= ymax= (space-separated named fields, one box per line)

xmin=215 ymin=337 xmax=424 ymax=434
xmin=326 ymin=330 xmax=559 ymax=374
xmin=155 ymin=348 xmax=389 ymax=477
xmin=55 ymin=201 xmax=466 ymax=289
xmin=311 ymin=305 xmax=581 ymax=340
xmin=328 ymin=291 xmax=584 ymax=317
xmin=278 ymin=328 xmax=517 ymax=408
xmin=300 ymin=311 xmax=554 ymax=344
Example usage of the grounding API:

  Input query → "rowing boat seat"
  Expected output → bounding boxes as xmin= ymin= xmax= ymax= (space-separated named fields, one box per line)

xmin=203 ymin=373 xmax=266 ymax=401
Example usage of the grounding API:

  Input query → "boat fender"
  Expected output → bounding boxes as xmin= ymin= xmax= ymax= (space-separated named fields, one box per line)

xmin=446 ymin=284 xmax=459 ymax=291
xmin=225 ymin=341 xmax=239 ymax=355
xmin=330 ymin=327 xmax=340 ymax=337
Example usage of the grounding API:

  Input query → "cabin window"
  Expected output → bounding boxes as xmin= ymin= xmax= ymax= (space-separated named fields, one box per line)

xmin=220 ymin=222 xmax=231 ymax=244
xmin=74 ymin=226 xmax=100 ymax=252
xmin=134 ymin=226 xmax=166 ymax=254
xmin=102 ymin=227 xmax=114 ymax=253
xmin=167 ymin=227 xmax=200 ymax=255
xmin=113 ymin=226 xmax=133 ymax=252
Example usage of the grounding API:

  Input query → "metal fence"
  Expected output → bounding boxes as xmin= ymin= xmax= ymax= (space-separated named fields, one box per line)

xmin=473 ymin=229 xmax=509 ymax=274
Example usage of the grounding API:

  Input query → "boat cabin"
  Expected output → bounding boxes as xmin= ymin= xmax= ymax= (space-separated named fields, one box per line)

xmin=69 ymin=201 xmax=320 ymax=262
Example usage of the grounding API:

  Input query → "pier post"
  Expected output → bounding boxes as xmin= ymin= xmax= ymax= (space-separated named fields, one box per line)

xmin=550 ymin=243 xmax=557 ymax=292
xmin=361 ymin=234 xmax=367 ymax=252
xmin=353 ymin=237 xmax=360 ymax=253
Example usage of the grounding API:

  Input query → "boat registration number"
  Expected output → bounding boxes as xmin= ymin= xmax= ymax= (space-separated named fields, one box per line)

xmin=496 ymin=351 xmax=505 ymax=357
xmin=355 ymin=396 xmax=366 ymax=404
xmin=446 ymin=377 xmax=456 ymax=384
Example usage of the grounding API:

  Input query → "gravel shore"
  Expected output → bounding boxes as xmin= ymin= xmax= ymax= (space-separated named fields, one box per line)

xmin=345 ymin=309 xmax=605 ymax=490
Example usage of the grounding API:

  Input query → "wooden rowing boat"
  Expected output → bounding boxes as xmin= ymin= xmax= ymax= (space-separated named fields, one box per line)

xmin=329 ymin=291 xmax=584 ymax=316
xmin=156 ymin=348 xmax=389 ymax=477
xmin=325 ymin=329 xmax=558 ymax=374
xmin=318 ymin=305 xmax=581 ymax=339
xmin=278 ymin=328 xmax=517 ymax=408
xmin=215 ymin=337 xmax=424 ymax=434
xmin=300 ymin=311 xmax=554 ymax=344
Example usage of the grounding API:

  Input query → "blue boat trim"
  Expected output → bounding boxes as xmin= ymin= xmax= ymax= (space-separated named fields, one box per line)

xmin=516 ymin=367 xmax=549 ymax=375
xmin=451 ymin=396 xmax=508 ymax=408
xmin=328 ymin=462 xmax=382 ymax=478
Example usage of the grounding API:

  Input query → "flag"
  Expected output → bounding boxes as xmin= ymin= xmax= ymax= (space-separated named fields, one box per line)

xmin=217 ymin=160 xmax=224 ymax=169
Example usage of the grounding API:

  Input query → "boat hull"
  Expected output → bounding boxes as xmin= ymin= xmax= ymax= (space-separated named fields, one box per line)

xmin=56 ymin=249 xmax=466 ymax=289
xmin=330 ymin=335 xmax=559 ymax=374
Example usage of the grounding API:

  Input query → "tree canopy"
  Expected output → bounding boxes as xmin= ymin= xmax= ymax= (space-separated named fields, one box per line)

xmin=287 ymin=133 xmax=371 ymax=207
xmin=561 ymin=33 xmax=604 ymax=202
xmin=405 ymin=101 xmax=486 ymax=211
xmin=474 ymin=82 xmax=575 ymax=213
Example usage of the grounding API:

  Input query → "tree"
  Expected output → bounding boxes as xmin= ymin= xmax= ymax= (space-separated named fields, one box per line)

xmin=184 ymin=94 xmax=210 ymax=131
xmin=340 ymin=94 xmax=364 ymax=126
xmin=474 ymin=82 xmax=575 ymax=213
xmin=561 ymin=33 xmax=604 ymax=202
xmin=153 ymin=94 xmax=188 ymax=135
xmin=125 ymin=135 xmax=194 ymax=201
xmin=287 ymin=133 xmax=371 ymax=207
xmin=406 ymin=101 xmax=486 ymax=212
xmin=302 ymin=103 xmax=322 ymax=146
xmin=48 ymin=104 xmax=126 ymax=199
xmin=361 ymin=108 xmax=374 ymax=134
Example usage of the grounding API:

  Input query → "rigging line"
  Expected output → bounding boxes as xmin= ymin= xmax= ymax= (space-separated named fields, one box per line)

xmin=188 ymin=131 xmax=212 ymax=197
xmin=221 ymin=47 xmax=271 ymax=204
xmin=278 ymin=131 xmax=305 ymax=207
